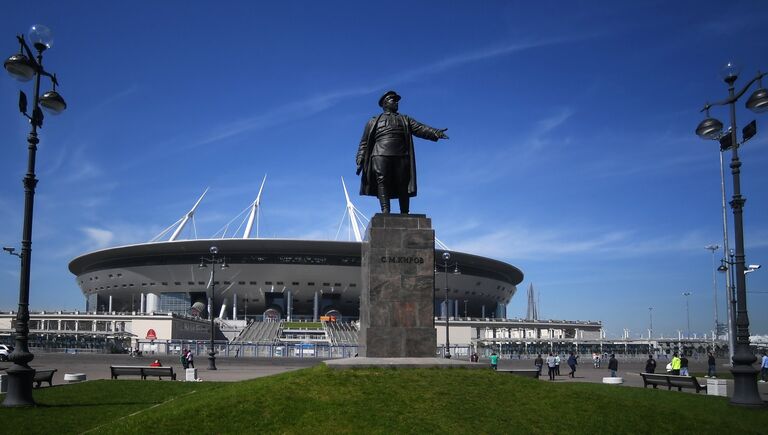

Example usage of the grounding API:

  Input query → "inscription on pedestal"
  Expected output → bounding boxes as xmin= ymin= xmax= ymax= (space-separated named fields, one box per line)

xmin=359 ymin=214 xmax=435 ymax=357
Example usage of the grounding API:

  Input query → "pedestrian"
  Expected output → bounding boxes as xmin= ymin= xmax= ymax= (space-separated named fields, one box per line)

xmin=554 ymin=353 xmax=561 ymax=376
xmin=706 ymin=351 xmax=716 ymax=378
xmin=150 ymin=359 xmax=162 ymax=367
xmin=644 ymin=354 xmax=657 ymax=374
xmin=186 ymin=349 xmax=195 ymax=368
xmin=670 ymin=352 xmax=681 ymax=375
xmin=680 ymin=353 xmax=689 ymax=376
xmin=534 ymin=354 xmax=543 ymax=377
xmin=593 ymin=352 xmax=600 ymax=368
xmin=180 ymin=349 xmax=189 ymax=369
xmin=760 ymin=351 xmax=768 ymax=383
xmin=471 ymin=352 xmax=479 ymax=363
xmin=567 ymin=352 xmax=578 ymax=378
xmin=608 ymin=354 xmax=618 ymax=377
xmin=489 ymin=351 xmax=499 ymax=370
xmin=546 ymin=353 xmax=557 ymax=381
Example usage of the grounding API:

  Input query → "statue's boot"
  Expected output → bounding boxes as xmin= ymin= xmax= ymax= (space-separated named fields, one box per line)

xmin=398 ymin=196 xmax=409 ymax=214
xmin=377 ymin=185 xmax=390 ymax=214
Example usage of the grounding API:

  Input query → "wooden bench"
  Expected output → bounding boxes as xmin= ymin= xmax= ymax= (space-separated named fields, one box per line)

xmin=33 ymin=369 xmax=57 ymax=388
xmin=640 ymin=373 xmax=707 ymax=393
xmin=110 ymin=366 xmax=176 ymax=380
xmin=498 ymin=369 xmax=540 ymax=379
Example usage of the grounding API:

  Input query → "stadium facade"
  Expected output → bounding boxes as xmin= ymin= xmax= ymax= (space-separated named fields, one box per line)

xmin=68 ymin=182 xmax=523 ymax=323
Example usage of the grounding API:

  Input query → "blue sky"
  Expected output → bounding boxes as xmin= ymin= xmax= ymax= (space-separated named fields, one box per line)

xmin=1 ymin=1 xmax=767 ymax=338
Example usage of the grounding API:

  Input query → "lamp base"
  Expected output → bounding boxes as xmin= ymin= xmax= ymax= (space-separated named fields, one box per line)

xmin=2 ymin=364 xmax=36 ymax=407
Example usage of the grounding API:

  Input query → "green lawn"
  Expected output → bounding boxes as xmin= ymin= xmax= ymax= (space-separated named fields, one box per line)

xmin=1 ymin=366 xmax=766 ymax=434
xmin=282 ymin=322 xmax=324 ymax=329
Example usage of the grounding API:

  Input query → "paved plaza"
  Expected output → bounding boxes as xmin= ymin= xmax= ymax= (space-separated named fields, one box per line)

xmin=1 ymin=353 xmax=767 ymax=402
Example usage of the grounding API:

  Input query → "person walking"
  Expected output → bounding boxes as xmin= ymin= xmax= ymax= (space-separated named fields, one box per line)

xmin=706 ymin=351 xmax=716 ymax=378
xmin=680 ymin=353 xmax=689 ymax=376
xmin=644 ymin=354 xmax=657 ymax=374
xmin=180 ymin=349 xmax=189 ymax=370
xmin=593 ymin=352 xmax=600 ymax=368
xmin=489 ymin=351 xmax=499 ymax=370
xmin=760 ymin=351 xmax=768 ymax=383
xmin=608 ymin=354 xmax=618 ymax=377
xmin=186 ymin=349 xmax=195 ymax=368
xmin=567 ymin=352 xmax=578 ymax=378
xmin=554 ymin=353 xmax=561 ymax=376
xmin=670 ymin=352 xmax=681 ymax=375
xmin=546 ymin=353 xmax=557 ymax=381
xmin=534 ymin=354 xmax=543 ymax=377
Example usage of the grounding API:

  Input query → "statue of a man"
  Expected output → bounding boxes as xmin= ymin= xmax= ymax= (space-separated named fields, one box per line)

xmin=356 ymin=91 xmax=449 ymax=214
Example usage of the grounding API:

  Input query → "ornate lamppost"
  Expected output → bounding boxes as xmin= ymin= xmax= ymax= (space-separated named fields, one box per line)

xmin=439 ymin=252 xmax=459 ymax=359
xmin=199 ymin=246 xmax=228 ymax=370
xmin=3 ymin=24 xmax=66 ymax=408
xmin=695 ymin=61 xmax=767 ymax=407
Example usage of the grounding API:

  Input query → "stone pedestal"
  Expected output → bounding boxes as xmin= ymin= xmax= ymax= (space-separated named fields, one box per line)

xmin=186 ymin=368 xmax=198 ymax=381
xmin=359 ymin=214 xmax=435 ymax=358
xmin=707 ymin=378 xmax=727 ymax=396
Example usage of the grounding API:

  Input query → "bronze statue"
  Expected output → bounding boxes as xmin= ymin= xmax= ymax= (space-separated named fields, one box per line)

xmin=356 ymin=91 xmax=449 ymax=214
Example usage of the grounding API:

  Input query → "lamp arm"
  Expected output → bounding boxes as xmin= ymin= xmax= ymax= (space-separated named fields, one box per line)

xmin=16 ymin=35 xmax=41 ymax=70
xmin=701 ymin=72 xmax=767 ymax=111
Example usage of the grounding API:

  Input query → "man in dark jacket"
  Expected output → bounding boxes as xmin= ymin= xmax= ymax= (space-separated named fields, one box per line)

xmin=644 ymin=354 xmax=657 ymax=373
xmin=356 ymin=91 xmax=448 ymax=214
xmin=608 ymin=354 xmax=618 ymax=377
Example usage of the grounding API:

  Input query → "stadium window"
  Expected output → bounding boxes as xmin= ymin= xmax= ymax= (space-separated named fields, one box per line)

xmin=224 ymin=281 xmax=231 ymax=285
xmin=238 ymin=281 xmax=246 ymax=285
xmin=108 ymin=274 xmax=113 ymax=278
xmin=276 ymin=281 xmax=284 ymax=285
xmin=249 ymin=281 xmax=257 ymax=285
xmin=334 ymin=283 xmax=341 ymax=287
xmin=349 ymin=283 xmax=356 ymax=287
xmin=265 ymin=281 xmax=272 ymax=285
xmin=322 ymin=283 xmax=330 ymax=286
xmin=117 ymin=273 xmax=122 ymax=277
xmin=188 ymin=281 xmax=195 ymax=285
xmin=307 ymin=282 xmax=315 ymax=286
xmin=161 ymin=282 xmax=168 ymax=286
xmin=198 ymin=281 xmax=205 ymax=285
xmin=174 ymin=282 xmax=181 ymax=285
xmin=292 ymin=282 xmax=300 ymax=286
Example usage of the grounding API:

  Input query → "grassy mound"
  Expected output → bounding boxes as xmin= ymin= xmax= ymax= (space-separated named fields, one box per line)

xmin=1 ymin=366 xmax=765 ymax=434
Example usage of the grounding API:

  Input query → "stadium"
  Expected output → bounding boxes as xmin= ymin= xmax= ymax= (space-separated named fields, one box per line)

xmin=67 ymin=181 xmax=524 ymax=323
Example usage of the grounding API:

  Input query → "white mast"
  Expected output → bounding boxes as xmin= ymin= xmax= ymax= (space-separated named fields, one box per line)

xmin=243 ymin=175 xmax=267 ymax=239
xmin=169 ymin=188 xmax=208 ymax=241
xmin=342 ymin=177 xmax=363 ymax=242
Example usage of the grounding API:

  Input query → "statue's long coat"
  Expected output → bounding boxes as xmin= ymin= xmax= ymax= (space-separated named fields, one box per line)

xmin=356 ymin=113 xmax=442 ymax=198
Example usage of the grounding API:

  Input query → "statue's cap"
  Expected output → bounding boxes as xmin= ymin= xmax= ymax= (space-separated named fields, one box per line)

xmin=378 ymin=90 xmax=401 ymax=107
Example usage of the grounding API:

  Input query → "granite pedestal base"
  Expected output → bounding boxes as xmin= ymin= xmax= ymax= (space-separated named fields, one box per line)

xmin=358 ymin=214 xmax=436 ymax=358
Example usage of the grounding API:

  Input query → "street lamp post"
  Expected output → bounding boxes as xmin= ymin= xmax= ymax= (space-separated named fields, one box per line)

xmin=705 ymin=244 xmax=721 ymax=342
xmin=199 ymin=246 xmax=228 ymax=370
xmin=682 ymin=292 xmax=692 ymax=338
xmin=3 ymin=24 xmax=66 ymax=408
xmin=695 ymin=61 xmax=768 ymax=407
xmin=648 ymin=307 xmax=653 ymax=339
xmin=440 ymin=252 xmax=459 ymax=359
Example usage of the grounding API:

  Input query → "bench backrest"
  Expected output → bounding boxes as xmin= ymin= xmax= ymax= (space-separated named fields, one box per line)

xmin=667 ymin=375 xmax=701 ymax=387
xmin=641 ymin=373 xmax=668 ymax=382
xmin=143 ymin=367 xmax=174 ymax=375
xmin=111 ymin=366 xmax=145 ymax=375
xmin=33 ymin=369 xmax=56 ymax=379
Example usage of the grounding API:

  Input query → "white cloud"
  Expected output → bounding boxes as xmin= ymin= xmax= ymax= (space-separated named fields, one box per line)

xmin=81 ymin=227 xmax=114 ymax=250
